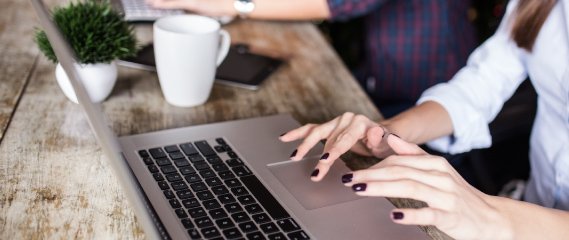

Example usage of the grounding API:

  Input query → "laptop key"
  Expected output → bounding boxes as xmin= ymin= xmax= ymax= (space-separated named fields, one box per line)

xmin=195 ymin=140 xmax=216 ymax=156
xmin=138 ymin=150 xmax=150 ymax=158
xmin=163 ymin=190 xmax=175 ymax=199
xmin=169 ymin=199 xmax=181 ymax=209
xmin=206 ymin=156 xmax=223 ymax=164
xmin=203 ymin=199 xmax=221 ymax=210
xmin=190 ymin=182 xmax=208 ymax=192
xmin=199 ymin=169 xmax=216 ymax=179
xmin=216 ymin=218 xmax=235 ymax=229
xmin=180 ymin=143 xmax=199 ymax=156
xmin=153 ymin=173 xmax=164 ymax=181
xmin=227 ymin=151 xmax=238 ymax=158
xmin=201 ymin=226 xmax=220 ymax=238
xmin=218 ymin=194 xmax=236 ymax=204
xmin=169 ymin=151 xmax=185 ymax=160
xmin=237 ymin=195 xmax=256 ymax=205
xmin=247 ymin=231 xmax=265 ymax=240
xmin=196 ymin=190 xmax=214 ymax=200
xmin=215 ymin=138 xmax=226 ymax=145
xmin=241 ymin=175 xmax=290 ymax=220
xmin=157 ymin=181 xmax=169 ymax=190
xmin=148 ymin=164 xmax=159 ymax=173
xmin=231 ymin=187 xmax=248 ymax=196
xmin=181 ymin=218 xmax=194 ymax=229
xmin=173 ymin=159 xmax=190 ymax=167
xmin=187 ymin=229 xmax=201 ymax=239
xmin=155 ymin=158 xmax=171 ymax=166
xmin=175 ymin=208 xmax=188 ymax=218
xmin=288 ymin=230 xmax=310 ymax=240
xmin=160 ymin=165 xmax=177 ymax=174
xmin=231 ymin=211 xmax=250 ymax=223
xmin=238 ymin=221 xmax=258 ymax=232
xmin=218 ymin=170 xmax=235 ymax=180
xmin=142 ymin=157 xmax=153 ymax=165
xmin=276 ymin=218 xmax=300 ymax=232
xmin=233 ymin=165 xmax=252 ymax=177
xmin=182 ymin=198 xmax=200 ymax=209
xmin=194 ymin=162 xmax=210 ymax=170
xmin=171 ymin=181 xmax=188 ymax=191
xmin=195 ymin=216 xmax=214 ymax=228
xmin=225 ymin=178 xmax=242 ymax=188
xmin=166 ymin=173 xmax=183 ymax=182
xmin=252 ymin=213 xmax=271 ymax=224
xmin=149 ymin=147 xmax=167 ymax=159
xmin=226 ymin=158 xmax=244 ymax=167
xmin=212 ymin=163 xmax=229 ymax=172
xmin=245 ymin=204 xmax=263 ymax=214
xmin=210 ymin=207 xmax=228 ymax=218
xmin=225 ymin=203 xmax=243 ymax=213
xmin=268 ymin=233 xmax=286 ymax=240
xmin=185 ymin=173 xmax=201 ymax=183
xmin=188 ymin=207 xmax=207 ymax=218
xmin=176 ymin=189 xmax=193 ymax=199
xmin=164 ymin=145 xmax=180 ymax=153
xmin=179 ymin=166 xmax=196 ymax=175
xmin=212 ymin=186 xmax=229 ymax=195
xmin=260 ymin=222 xmax=279 ymax=234
xmin=189 ymin=155 xmax=205 ymax=163
xmin=222 ymin=227 xmax=242 ymax=239
xmin=205 ymin=177 xmax=222 ymax=187
xmin=214 ymin=145 xmax=226 ymax=153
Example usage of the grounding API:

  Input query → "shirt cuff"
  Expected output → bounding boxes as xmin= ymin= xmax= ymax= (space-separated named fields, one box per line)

xmin=417 ymin=83 xmax=493 ymax=154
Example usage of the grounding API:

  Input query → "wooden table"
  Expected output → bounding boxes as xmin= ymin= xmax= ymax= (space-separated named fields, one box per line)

xmin=0 ymin=0 xmax=450 ymax=239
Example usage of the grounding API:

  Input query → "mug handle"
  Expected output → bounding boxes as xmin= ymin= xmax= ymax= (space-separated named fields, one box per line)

xmin=216 ymin=29 xmax=231 ymax=66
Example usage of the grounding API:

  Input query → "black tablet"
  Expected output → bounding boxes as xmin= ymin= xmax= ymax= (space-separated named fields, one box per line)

xmin=118 ymin=43 xmax=283 ymax=90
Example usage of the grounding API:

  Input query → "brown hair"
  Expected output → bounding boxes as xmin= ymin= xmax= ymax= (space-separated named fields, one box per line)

xmin=511 ymin=0 xmax=557 ymax=51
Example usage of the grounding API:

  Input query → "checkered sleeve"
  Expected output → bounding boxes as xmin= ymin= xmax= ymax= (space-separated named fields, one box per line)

xmin=327 ymin=0 xmax=390 ymax=21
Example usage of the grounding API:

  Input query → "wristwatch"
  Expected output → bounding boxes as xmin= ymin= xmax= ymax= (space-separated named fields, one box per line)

xmin=233 ymin=0 xmax=255 ymax=18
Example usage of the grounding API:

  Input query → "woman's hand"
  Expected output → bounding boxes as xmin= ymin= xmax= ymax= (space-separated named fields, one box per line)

xmin=345 ymin=134 xmax=513 ymax=239
xmin=279 ymin=112 xmax=394 ymax=181
xmin=146 ymin=0 xmax=237 ymax=17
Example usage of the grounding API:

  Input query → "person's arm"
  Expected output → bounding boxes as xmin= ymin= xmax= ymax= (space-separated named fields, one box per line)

xmin=487 ymin=196 xmax=569 ymax=239
xmin=147 ymin=0 xmax=331 ymax=20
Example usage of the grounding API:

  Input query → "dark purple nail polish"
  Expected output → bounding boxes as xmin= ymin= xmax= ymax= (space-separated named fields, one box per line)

xmin=320 ymin=153 xmax=329 ymax=160
xmin=341 ymin=173 xmax=353 ymax=183
xmin=280 ymin=132 xmax=287 ymax=137
xmin=290 ymin=149 xmax=297 ymax=158
xmin=392 ymin=211 xmax=404 ymax=220
xmin=311 ymin=169 xmax=319 ymax=177
xmin=352 ymin=183 xmax=367 ymax=192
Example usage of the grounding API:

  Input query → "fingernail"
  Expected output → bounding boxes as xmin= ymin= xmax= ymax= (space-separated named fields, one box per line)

xmin=391 ymin=133 xmax=400 ymax=138
xmin=352 ymin=183 xmax=367 ymax=192
xmin=311 ymin=169 xmax=319 ymax=177
xmin=320 ymin=152 xmax=329 ymax=160
xmin=341 ymin=173 xmax=353 ymax=183
xmin=290 ymin=149 xmax=297 ymax=158
xmin=280 ymin=132 xmax=286 ymax=137
xmin=392 ymin=211 xmax=404 ymax=220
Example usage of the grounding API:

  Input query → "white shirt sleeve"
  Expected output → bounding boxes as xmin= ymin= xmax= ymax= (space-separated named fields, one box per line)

xmin=416 ymin=0 xmax=528 ymax=154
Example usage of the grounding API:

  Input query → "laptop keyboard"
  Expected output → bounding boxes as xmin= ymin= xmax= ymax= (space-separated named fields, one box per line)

xmin=138 ymin=138 xmax=310 ymax=240
xmin=120 ymin=0 xmax=184 ymax=21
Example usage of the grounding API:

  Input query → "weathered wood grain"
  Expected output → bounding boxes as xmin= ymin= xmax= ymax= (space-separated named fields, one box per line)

xmin=0 ymin=1 xmax=449 ymax=239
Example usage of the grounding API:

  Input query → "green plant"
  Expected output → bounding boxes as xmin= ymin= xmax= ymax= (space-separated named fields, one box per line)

xmin=35 ymin=0 xmax=137 ymax=64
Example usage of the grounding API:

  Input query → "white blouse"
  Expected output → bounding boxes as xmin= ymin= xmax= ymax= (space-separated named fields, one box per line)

xmin=418 ymin=0 xmax=569 ymax=210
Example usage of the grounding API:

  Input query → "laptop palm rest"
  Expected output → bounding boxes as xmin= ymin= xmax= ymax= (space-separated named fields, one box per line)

xmin=267 ymin=157 xmax=363 ymax=210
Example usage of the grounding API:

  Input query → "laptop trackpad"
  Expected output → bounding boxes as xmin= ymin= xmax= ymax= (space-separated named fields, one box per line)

xmin=268 ymin=158 xmax=363 ymax=210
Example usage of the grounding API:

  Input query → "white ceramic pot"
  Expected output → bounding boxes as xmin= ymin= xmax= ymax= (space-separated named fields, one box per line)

xmin=55 ymin=62 xmax=118 ymax=103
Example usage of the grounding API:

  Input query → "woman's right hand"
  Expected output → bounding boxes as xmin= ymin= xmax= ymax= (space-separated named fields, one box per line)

xmin=279 ymin=112 xmax=394 ymax=181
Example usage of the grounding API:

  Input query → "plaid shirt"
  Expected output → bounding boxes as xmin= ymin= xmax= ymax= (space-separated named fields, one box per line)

xmin=328 ymin=0 xmax=476 ymax=104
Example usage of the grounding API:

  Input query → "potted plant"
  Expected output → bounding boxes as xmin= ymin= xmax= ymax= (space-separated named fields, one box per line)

xmin=35 ymin=0 xmax=137 ymax=103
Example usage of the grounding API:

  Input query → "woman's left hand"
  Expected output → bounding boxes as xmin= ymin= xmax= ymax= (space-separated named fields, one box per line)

xmin=344 ymin=134 xmax=513 ymax=239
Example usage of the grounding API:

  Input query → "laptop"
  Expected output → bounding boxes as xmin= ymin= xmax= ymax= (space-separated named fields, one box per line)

xmin=110 ymin=0 xmax=233 ymax=23
xmin=30 ymin=0 xmax=429 ymax=239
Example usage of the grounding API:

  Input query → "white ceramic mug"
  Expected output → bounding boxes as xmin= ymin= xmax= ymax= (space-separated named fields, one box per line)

xmin=154 ymin=14 xmax=230 ymax=107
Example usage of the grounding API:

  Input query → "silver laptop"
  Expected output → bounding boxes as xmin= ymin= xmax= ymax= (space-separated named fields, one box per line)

xmin=110 ymin=0 xmax=184 ymax=21
xmin=30 ymin=0 xmax=428 ymax=239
